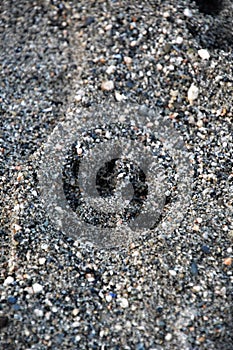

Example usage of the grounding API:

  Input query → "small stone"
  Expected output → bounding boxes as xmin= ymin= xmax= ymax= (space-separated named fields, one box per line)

xmin=106 ymin=294 xmax=112 ymax=302
xmin=115 ymin=91 xmax=125 ymax=102
xmin=16 ymin=172 xmax=24 ymax=182
xmin=188 ymin=84 xmax=199 ymax=104
xmin=197 ymin=336 xmax=206 ymax=343
xmin=192 ymin=285 xmax=201 ymax=292
xmin=8 ymin=296 xmax=17 ymax=304
xmin=130 ymin=40 xmax=137 ymax=47
xmin=223 ymin=257 xmax=232 ymax=266
xmin=192 ymin=224 xmax=200 ymax=231
xmin=201 ymin=245 xmax=210 ymax=254
xmin=156 ymin=63 xmax=163 ymax=71
xmin=39 ymin=257 xmax=46 ymax=265
xmin=176 ymin=36 xmax=183 ymax=44
xmin=34 ymin=309 xmax=44 ymax=317
xmin=169 ymin=270 xmax=177 ymax=276
xmin=106 ymin=65 xmax=115 ymax=75
xmin=0 ymin=316 xmax=8 ymax=329
xmin=163 ymin=11 xmax=170 ymax=18
xmin=101 ymin=80 xmax=114 ymax=91
xmin=32 ymin=283 xmax=43 ymax=293
xmin=105 ymin=24 xmax=112 ymax=31
xmin=41 ymin=243 xmax=49 ymax=251
xmin=124 ymin=56 xmax=132 ymax=65
xmin=114 ymin=323 xmax=122 ymax=331
xmin=184 ymin=8 xmax=192 ymax=17
xmin=13 ymin=224 xmax=22 ymax=232
xmin=72 ymin=308 xmax=79 ymax=316
xmin=165 ymin=333 xmax=172 ymax=341
xmin=198 ymin=49 xmax=210 ymax=60
xmin=3 ymin=276 xmax=14 ymax=286
xmin=190 ymin=262 xmax=198 ymax=275
xmin=120 ymin=297 xmax=129 ymax=308
xmin=85 ymin=274 xmax=95 ymax=282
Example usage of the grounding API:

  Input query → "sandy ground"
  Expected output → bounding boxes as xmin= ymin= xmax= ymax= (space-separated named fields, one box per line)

xmin=0 ymin=1 xmax=232 ymax=349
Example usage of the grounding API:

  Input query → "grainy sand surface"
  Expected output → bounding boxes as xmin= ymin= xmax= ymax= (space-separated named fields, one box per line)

xmin=0 ymin=1 xmax=232 ymax=349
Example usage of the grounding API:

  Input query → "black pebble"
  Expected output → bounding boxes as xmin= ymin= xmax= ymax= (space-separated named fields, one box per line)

xmin=0 ymin=316 xmax=8 ymax=329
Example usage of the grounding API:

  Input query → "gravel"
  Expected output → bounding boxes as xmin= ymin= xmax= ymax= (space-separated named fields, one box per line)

xmin=0 ymin=0 xmax=232 ymax=349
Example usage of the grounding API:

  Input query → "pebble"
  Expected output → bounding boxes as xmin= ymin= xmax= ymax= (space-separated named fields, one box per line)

xmin=192 ymin=285 xmax=201 ymax=293
xmin=184 ymin=8 xmax=192 ymax=17
xmin=115 ymin=91 xmax=125 ymax=102
xmin=39 ymin=257 xmax=46 ymax=265
xmin=101 ymin=80 xmax=114 ymax=91
xmin=119 ymin=297 xmax=129 ymax=308
xmin=41 ymin=243 xmax=49 ymax=251
xmin=72 ymin=308 xmax=79 ymax=316
xmin=32 ymin=283 xmax=43 ymax=293
xmin=176 ymin=36 xmax=183 ymax=44
xmin=201 ymin=245 xmax=210 ymax=254
xmin=198 ymin=49 xmax=210 ymax=60
xmin=169 ymin=270 xmax=177 ymax=276
xmin=223 ymin=257 xmax=232 ymax=266
xmin=187 ymin=83 xmax=199 ymax=104
xmin=165 ymin=333 xmax=173 ymax=341
xmin=123 ymin=56 xmax=132 ymax=65
xmin=0 ymin=316 xmax=9 ymax=329
xmin=34 ymin=309 xmax=44 ymax=317
xmin=13 ymin=224 xmax=22 ymax=232
xmin=190 ymin=262 xmax=198 ymax=275
xmin=3 ymin=276 xmax=14 ymax=286
xmin=8 ymin=296 xmax=17 ymax=304
xmin=105 ymin=294 xmax=112 ymax=302
xmin=106 ymin=65 xmax=116 ymax=75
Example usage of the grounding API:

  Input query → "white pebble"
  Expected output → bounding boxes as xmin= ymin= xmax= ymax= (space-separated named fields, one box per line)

xmin=192 ymin=285 xmax=201 ymax=293
xmin=198 ymin=49 xmax=210 ymax=60
xmin=106 ymin=65 xmax=115 ymax=75
xmin=39 ymin=257 xmax=46 ymax=265
xmin=130 ymin=40 xmax=137 ymax=47
xmin=41 ymin=243 xmax=49 ymax=251
xmin=106 ymin=294 xmax=112 ymax=302
xmin=13 ymin=224 xmax=22 ymax=232
xmin=4 ymin=276 xmax=14 ymax=286
xmin=176 ymin=36 xmax=183 ymax=44
xmin=165 ymin=333 xmax=173 ymax=341
xmin=101 ymin=80 xmax=114 ymax=91
xmin=163 ymin=11 xmax=170 ymax=18
xmin=188 ymin=83 xmax=199 ymax=104
xmin=120 ymin=297 xmax=129 ymax=308
xmin=105 ymin=24 xmax=112 ymax=31
xmin=34 ymin=309 xmax=44 ymax=317
xmin=184 ymin=8 xmax=192 ymax=17
xmin=32 ymin=283 xmax=43 ymax=294
xmin=115 ymin=91 xmax=125 ymax=102
xmin=123 ymin=56 xmax=132 ymax=65
xmin=72 ymin=308 xmax=79 ymax=316
xmin=169 ymin=270 xmax=177 ymax=276
xmin=115 ymin=323 xmax=122 ymax=331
